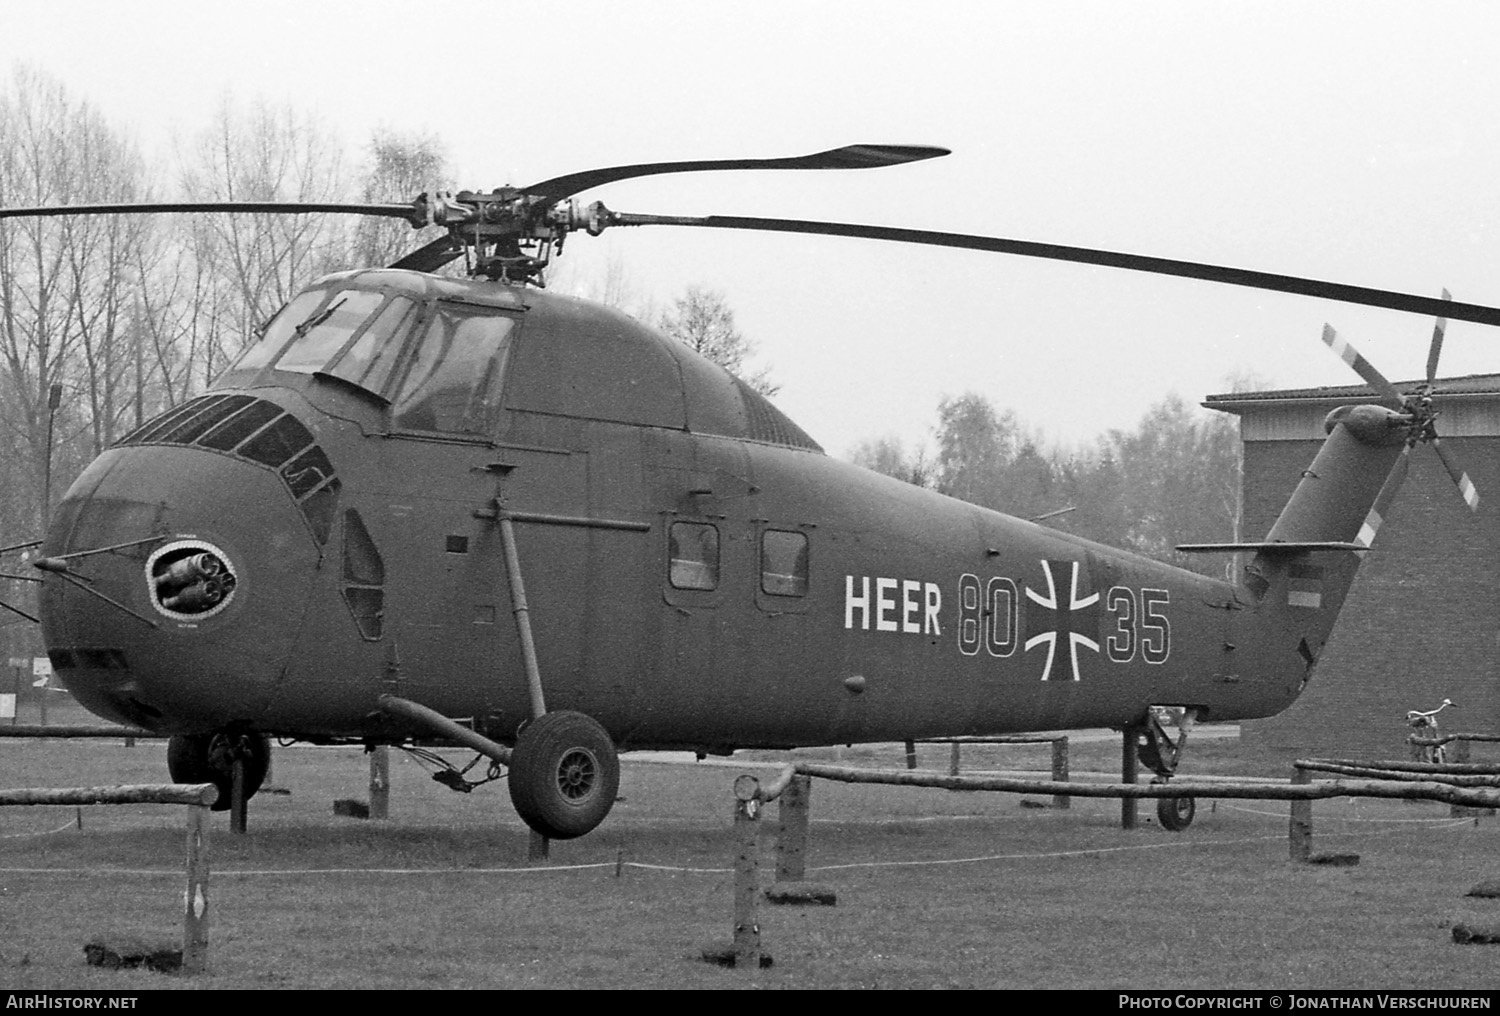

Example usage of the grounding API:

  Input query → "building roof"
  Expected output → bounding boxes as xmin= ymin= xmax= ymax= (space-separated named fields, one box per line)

xmin=1204 ymin=373 xmax=1500 ymax=414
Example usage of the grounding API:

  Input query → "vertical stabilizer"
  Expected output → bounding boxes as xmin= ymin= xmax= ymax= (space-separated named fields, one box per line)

xmin=1236 ymin=405 xmax=1410 ymax=707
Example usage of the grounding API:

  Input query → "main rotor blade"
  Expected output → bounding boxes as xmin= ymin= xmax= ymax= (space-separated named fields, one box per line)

xmin=519 ymin=145 xmax=950 ymax=205
xmin=388 ymin=235 xmax=463 ymax=273
xmin=606 ymin=212 xmax=1500 ymax=328
xmin=1426 ymin=288 xmax=1451 ymax=384
xmin=0 ymin=201 xmax=417 ymax=221
xmin=0 ymin=599 xmax=38 ymax=624
xmin=1431 ymin=437 xmax=1480 ymax=512
xmin=1320 ymin=325 xmax=1406 ymax=407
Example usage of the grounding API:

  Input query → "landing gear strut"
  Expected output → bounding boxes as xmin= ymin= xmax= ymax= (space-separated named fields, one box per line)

xmin=167 ymin=730 xmax=271 ymax=812
xmin=1133 ymin=707 xmax=1198 ymax=832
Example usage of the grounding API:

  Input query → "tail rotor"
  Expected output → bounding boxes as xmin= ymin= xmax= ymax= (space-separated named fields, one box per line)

xmin=1321 ymin=290 xmax=1479 ymax=513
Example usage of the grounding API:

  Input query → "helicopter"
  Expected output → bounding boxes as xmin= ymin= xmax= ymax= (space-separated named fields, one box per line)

xmin=2 ymin=144 xmax=1495 ymax=839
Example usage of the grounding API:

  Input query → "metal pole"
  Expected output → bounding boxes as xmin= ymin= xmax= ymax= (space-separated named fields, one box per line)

xmin=496 ymin=507 xmax=547 ymax=720
xmin=228 ymin=756 xmax=247 ymax=835
xmin=1121 ymin=726 xmax=1138 ymax=829
xmin=42 ymin=383 xmax=62 ymax=521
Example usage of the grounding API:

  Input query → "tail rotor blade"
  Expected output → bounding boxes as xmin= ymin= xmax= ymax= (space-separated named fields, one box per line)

xmin=1320 ymin=325 xmax=1406 ymax=408
xmin=1426 ymin=288 xmax=1452 ymax=384
xmin=1431 ymin=437 xmax=1480 ymax=512
xmin=1355 ymin=446 xmax=1411 ymax=551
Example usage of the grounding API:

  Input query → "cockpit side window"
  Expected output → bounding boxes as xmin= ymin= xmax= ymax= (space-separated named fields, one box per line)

xmin=389 ymin=303 xmax=516 ymax=436
xmin=272 ymin=290 xmax=387 ymax=375
xmin=229 ymin=288 xmax=329 ymax=374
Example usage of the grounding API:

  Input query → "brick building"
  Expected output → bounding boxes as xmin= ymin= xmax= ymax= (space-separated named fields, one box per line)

xmin=1204 ymin=374 xmax=1500 ymax=759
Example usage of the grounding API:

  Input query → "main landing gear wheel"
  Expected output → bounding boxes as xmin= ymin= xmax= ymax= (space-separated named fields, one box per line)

xmin=1157 ymin=795 xmax=1196 ymax=832
xmin=167 ymin=731 xmax=271 ymax=812
xmin=508 ymin=710 xmax=620 ymax=839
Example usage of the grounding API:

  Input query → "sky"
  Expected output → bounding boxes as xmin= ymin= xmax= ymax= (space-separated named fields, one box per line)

xmin=2 ymin=1 xmax=1497 ymax=458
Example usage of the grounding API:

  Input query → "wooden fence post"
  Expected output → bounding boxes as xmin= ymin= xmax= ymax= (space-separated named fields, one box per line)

xmin=182 ymin=803 xmax=210 ymax=975
xmin=732 ymin=787 xmax=762 ymax=969
xmin=949 ymin=741 xmax=962 ymax=776
xmin=1051 ymin=737 xmax=1070 ymax=810
xmin=369 ymin=746 xmax=390 ymax=820
xmin=904 ymin=740 xmax=917 ymax=770
xmin=776 ymin=774 xmax=810 ymax=883
xmin=1289 ymin=767 xmax=1312 ymax=862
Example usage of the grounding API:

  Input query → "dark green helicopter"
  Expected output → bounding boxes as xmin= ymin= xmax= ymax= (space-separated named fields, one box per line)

xmin=2 ymin=145 xmax=1493 ymax=838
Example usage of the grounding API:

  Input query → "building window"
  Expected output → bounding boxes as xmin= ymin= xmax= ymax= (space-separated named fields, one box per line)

xmin=669 ymin=522 xmax=719 ymax=591
xmin=761 ymin=530 xmax=808 ymax=597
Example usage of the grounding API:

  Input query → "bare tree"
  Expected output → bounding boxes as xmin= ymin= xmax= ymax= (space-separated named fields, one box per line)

xmin=349 ymin=128 xmax=449 ymax=269
xmin=847 ymin=435 xmax=933 ymax=487
xmin=658 ymin=286 xmax=778 ymax=397
xmin=0 ymin=66 xmax=153 ymax=526
xmin=179 ymin=96 xmax=351 ymax=373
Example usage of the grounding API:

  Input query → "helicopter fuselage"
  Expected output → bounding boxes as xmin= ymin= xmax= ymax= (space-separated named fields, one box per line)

xmin=40 ymin=269 xmax=1351 ymax=754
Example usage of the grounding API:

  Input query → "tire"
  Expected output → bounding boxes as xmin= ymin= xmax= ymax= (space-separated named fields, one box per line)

xmin=1157 ymin=795 xmax=1195 ymax=832
xmin=166 ymin=731 xmax=271 ymax=812
xmin=508 ymin=711 xmax=620 ymax=839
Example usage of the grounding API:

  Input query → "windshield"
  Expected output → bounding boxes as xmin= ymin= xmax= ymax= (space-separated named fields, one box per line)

xmin=229 ymin=288 xmax=330 ymax=374
xmin=219 ymin=287 xmax=519 ymax=438
xmin=273 ymin=290 xmax=387 ymax=374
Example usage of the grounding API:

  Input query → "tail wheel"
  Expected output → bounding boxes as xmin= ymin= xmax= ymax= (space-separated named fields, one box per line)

xmin=508 ymin=711 xmax=620 ymax=839
xmin=167 ymin=731 xmax=271 ymax=812
xmin=1157 ymin=795 xmax=1195 ymax=832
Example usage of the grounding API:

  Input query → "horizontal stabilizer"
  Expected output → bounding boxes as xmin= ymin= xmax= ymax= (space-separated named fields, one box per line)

xmin=1175 ymin=541 xmax=1367 ymax=554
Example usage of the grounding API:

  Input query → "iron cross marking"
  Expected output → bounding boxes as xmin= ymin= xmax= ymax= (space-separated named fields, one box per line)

xmin=1023 ymin=559 xmax=1101 ymax=681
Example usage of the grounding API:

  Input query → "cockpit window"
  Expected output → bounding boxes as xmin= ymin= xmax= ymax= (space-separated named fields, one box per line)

xmin=273 ymin=290 xmax=386 ymax=375
xmin=390 ymin=303 xmax=516 ymax=435
xmin=216 ymin=286 xmax=518 ymax=439
xmin=323 ymin=296 xmax=417 ymax=396
xmin=229 ymin=289 xmax=329 ymax=374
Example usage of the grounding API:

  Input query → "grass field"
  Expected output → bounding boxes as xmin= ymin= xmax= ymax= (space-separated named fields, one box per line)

xmin=2 ymin=712 xmax=1499 ymax=990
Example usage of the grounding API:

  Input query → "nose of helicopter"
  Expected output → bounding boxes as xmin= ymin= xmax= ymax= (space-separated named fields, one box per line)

xmin=38 ymin=442 xmax=324 ymax=732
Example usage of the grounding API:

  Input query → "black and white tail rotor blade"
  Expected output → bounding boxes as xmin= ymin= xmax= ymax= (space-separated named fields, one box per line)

xmin=1426 ymin=289 xmax=1451 ymax=385
xmin=1320 ymin=324 xmax=1407 ymax=408
xmin=1431 ymin=437 xmax=1480 ymax=512
xmin=1354 ymin=446 xmax=1411 ymax=552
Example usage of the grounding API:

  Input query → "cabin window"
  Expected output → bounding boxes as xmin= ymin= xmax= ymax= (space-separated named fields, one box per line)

xmin=669 ymin=522 xmax=720 ymax=591
xmin=760 ymin=530 xmax=809 ymax=597
xmin=272 ymin=290 xmax=387 ymax=375
xmin=390 ymin=303 xmax=516 ymax=435
xmin=341 ymin=508 xmax=385 ymax=640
